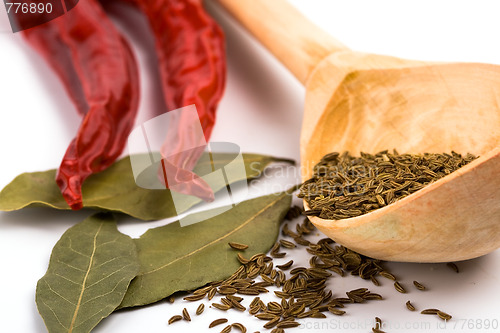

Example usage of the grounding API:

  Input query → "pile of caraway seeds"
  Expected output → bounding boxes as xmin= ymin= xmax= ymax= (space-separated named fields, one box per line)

xmin=167 ymin=150 xmax=475 ymax=332
xmin=299 ymin=150 xmax=476 ymax=220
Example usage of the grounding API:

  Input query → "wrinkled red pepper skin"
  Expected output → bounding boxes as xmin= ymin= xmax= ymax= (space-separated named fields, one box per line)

xmin=124 ymin=0 xmax=226 ymax=201
xmin=23 ymin=0 xmax=140 ymax=210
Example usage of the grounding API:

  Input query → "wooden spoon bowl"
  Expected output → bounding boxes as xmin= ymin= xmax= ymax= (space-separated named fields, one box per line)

xmin=217 ymin=0 xmax=500 ymax=262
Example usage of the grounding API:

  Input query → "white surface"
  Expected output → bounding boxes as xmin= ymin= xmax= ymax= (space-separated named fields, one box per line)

xmin=1 ymin=1 xmax=500 ymax=332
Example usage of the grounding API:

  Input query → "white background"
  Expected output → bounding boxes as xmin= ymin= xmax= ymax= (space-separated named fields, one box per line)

xmin=1 ymin=1 xmax=500 ymax=332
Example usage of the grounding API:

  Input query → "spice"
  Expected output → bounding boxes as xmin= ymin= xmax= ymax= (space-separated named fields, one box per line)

xmin=220 ymin=325 xmax=232 ymax=333
xmin=406 ymin=300 xmax=416 ymax=311
xmin=209 ymin=318 xmax=228 ymax=328
xmin=229 ymin=242 xmax=249 ymax=250
xmin=212 ymin=303 xmax=231 ymax=311
xmin=276 ymin=260 xmax=293 ymax=270
xmin=196 ymin=303 xmax=205 ymax=315
xmin=182 ymin=308 xmax=191 ymax=321
xmin=180 ymin=206 xmax=392 ymax=332
xmin=447 ymin=262 xmax=460 ymax=273
xmin=232 ymin=323 xmax=247 ymax=333
xmin=285 ymin=205 xmax=303 ymax=220
xmin=372 ymin=317 xmax=386 ymax=333
xmin=184 ymin=294 xmax=206 ymax=301
xmin=299 ymin=150 xmax=477 ymax=219
xmin=168 ymin=315 xmax=183 ymax=325
xmin=124 ymin=0 xmax=226 ymax=201
xmin=437 ymin=311 xmax=453 ymax=321
xmin=413 ymin=280 xmax=426 ymax=291
xmin=23 ymin=0 xmax=140 ymax=210
xmin=178 ymin=204 xmax=468 ymax=332
xmin=394 ymin=281 xmax=406 ymax=293
xmin=22 ymin=0 xmax=227 ymax=208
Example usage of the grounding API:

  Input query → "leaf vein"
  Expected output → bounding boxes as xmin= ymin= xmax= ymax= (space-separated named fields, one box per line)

xmin=79 ymin=275 xmax=131 ymax=308
xmin=40 ymin=299 xmax=68 ymax=330
xmin=96 ymin=237 xmax=119 ymax=249
xmin=91 ymin=256 xmax=129 ymax=271
xmin=68 ymin=222 xmax=103 ymax=333
xmin=141 ymin=194 xmax=283 ymax=276
xmin=43 ymin=279 xmax=76 ymax=306
xmin=85 ymin=263 xmax=134 ymax=289
xmin=53 ymin=273 xmax=83 ymax=286
xmin=66 ymin=238 xmax=91 ymax=259
xmin=56 ymin=259 xmax=86 ymax=272
xmin=73 ymin=306 xmax=114 ymax=330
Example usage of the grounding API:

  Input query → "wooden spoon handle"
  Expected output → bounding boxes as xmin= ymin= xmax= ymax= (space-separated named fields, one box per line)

xmin=216 ymin=0 xmax=348 ymax=84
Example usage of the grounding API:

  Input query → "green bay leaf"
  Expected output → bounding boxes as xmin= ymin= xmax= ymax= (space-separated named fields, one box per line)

xmin=119 ymin=191 xmax=292 ymax=308
xmin=0 ymin=153 xmax=294 ymax=220
xmin=36 ymin=213 xmax=139 ymax=333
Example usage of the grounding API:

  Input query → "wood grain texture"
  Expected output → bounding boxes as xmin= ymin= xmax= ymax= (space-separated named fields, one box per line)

xmin=217 ymin=0 xmax=500 ymax=262
xmin=216 ymin=0 xmax=347 ymax=84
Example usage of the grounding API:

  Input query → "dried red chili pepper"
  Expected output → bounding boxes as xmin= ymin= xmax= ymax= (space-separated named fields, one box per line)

xmin=22 ymin=0 xmax=140 ymax=210
xmin=124 ymin=0 xmax=226 ymax=201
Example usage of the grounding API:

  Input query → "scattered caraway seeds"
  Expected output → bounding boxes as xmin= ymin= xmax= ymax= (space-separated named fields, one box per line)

xmin=372 ymin=317 xmax=386 ymax=333
xmin=413 ymin=280 xmax=426 ymax=291
xmin=447 ymin=262 xmax=460 ymax=273
xmin=420 ymin=308 xmax=453 ymax=321
xmin=310 ymin=312 xmax=327 ymax=318
xmin=182 ymin=308 xmax=191 ymax=321
xmin=232 ymin=322 xmax=247 ymax=333
xmin=171 ymin=204 xmax=461 ymax=333
xmin=208 ymin=287 xmax=217 ymax=300
xmin=379 ymin=271 xmax=396 ymax=281
xmin=285 ymin=205 xmax=303 ymax=220
xmin=437 ymin=310 xmax=452 ymax=321
xmin=276 ymin=260 xmax=293 ymax=270
xmin=255 ymin=313 xmax=276 ymax=320
xmin=299 ymin=150 xmax=477 ymax=219
xmin=229 ymin=242 xmax=249 ymax=250
xmin=406 ymin=300 xmax=416 ymax=311
xmin=209 ymin=318 xmax=228 ymax=328
xmin=168 ymin=315 xmax=183 ymax=325
xmin=196 ymin=303 xmax=205 ymax=315
xmin=328 ymin=307 xmax=346 ymax=315
xmin=168 ymin=296 xmax=175 ymax=303
xmin=184 ymin=294 xmax=205 ymax=301
xmin=394 ymin=281 xmax=406 ymax=293
xmin=120 ymin=191 xmax=292 ymax=308
xmin=279 ymin=239 xmax=296 ymax=249
xmin=220 ymin=324 xmax=232 ymax=333
xmin=277 ymin=320 xmax=301 ymax=328
xmin=212 ymin=303 xmax=231 ymax=311
xmin=271 ymin=329 xmax=284 ymax=333
xmin=237 ymin=253 xmax=250 ymax=265
xmin=263 ymin=316 xmax=280 ymax=329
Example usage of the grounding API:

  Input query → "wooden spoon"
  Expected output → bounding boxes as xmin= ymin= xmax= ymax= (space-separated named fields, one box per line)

xmin=216 ymin=0 xmax=500 ymax=262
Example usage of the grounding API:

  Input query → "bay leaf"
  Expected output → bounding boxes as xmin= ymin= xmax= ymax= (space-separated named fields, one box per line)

xmin=36 ymin=213 xmax=140 ymax=333
xmin=119 ymin=191 xmax=292 ymax=308
xmin=0 ymin=153 xmax=294 ymax=220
